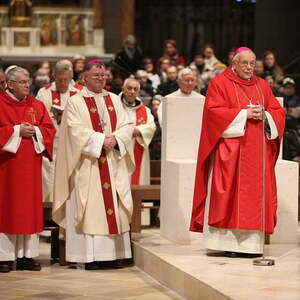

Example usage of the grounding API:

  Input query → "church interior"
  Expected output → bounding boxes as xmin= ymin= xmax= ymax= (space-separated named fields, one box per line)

xmin=0 ymin=0 xmax=299 ymax=299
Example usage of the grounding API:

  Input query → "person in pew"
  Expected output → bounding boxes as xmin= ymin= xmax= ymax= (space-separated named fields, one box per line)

xmin=0 ymin=67 xmax=56 ymax=273
xmin=36 ymin=62 xmax=82 ymax=204
xmin=120 ymin=78 xmax=156 ymax=185
xmin=0 ymin=68 xmax=7 ymax=91
xmin=149 ymin=94 xmax=163 ymax=160
xmin=190 ymin=47 xmax=285 ymax=258
xmin=52 ymin=60 xmax=135 ymax=270
xmin=157 ymin=67 xmax=205 ymax=127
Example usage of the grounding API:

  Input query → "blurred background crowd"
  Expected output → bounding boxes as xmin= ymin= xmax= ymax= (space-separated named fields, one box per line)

xmin=1 ymin=34 xmax=299 ymax=162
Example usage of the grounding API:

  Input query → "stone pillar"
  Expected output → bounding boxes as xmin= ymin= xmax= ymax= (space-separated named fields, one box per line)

xmin=92 ymin=0 xmax=105 ymax=53
xmin=119 ymin=0 xmax=135 ymax=47
xmin=93 ymin=0 xmax=103 ymax=28
xmin=160 ymin=96 xmax=205 ymax=244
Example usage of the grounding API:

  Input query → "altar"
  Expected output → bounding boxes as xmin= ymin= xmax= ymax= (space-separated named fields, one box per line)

xmin=0 ymin=1 xmax=110 ymax=65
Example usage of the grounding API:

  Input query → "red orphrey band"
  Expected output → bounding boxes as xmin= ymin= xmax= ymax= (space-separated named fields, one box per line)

xmin=131 ymin=105 xmax=147 ymax=185
xmin=51 ymin=90 xmax=78 ymax=106
xmin=83 ymin=94 xmax=119 ymax=235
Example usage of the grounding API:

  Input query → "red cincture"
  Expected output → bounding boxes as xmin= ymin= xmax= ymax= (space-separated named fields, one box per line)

xmin=83 ymin=94 xmax=119 ymax=234
xmin=131 ymin=105 xmax=147 ymax=185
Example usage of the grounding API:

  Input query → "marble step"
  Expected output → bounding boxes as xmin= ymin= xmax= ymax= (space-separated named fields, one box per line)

xmin=132 ymin=229 xmax=300 ymax=300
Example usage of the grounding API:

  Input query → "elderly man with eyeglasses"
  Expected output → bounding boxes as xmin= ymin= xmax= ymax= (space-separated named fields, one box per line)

xmin=0 ymin=66 xmax=56 ymax=272
xmin=190 ymin=47 xmax=285 ymax=258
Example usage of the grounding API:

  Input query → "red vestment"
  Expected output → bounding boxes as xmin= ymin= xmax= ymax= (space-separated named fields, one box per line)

xmin=190 ymin=67 xmax=285 ymax=234
xmin=0 ymin=91 xmax=56 ymax=234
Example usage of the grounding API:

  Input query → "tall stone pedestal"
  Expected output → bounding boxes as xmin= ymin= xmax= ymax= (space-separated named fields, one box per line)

xmin=160 ymin=97 xmax=298 ymax=245
xmin=160 ymin=97 xmax=204 ymax=244
xmin=272 ymin=159 xmax=298 ymax=243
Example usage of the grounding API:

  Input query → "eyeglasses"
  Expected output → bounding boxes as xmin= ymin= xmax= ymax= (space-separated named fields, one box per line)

xmin=10 ymin=79 xmax=31 ymax=85
xmin=238 ymin=60 xmax=256 ymax=68
xmin=90 ymin=73 xmax=106 ymax=79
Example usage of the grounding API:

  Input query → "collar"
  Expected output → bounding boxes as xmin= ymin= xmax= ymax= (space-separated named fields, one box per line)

xmin=7 ymin=90 xmax=26 ymax=102
xmin=85 ymin=87 xmax=108 ymax=97
xmin=120 ymin=92 xmax=141 ymax=107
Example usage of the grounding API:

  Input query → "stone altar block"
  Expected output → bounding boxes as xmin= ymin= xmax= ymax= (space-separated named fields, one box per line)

xmin=160 ymin=97 xmax=204 ymax=244
xmin=272 ymin=159 xmax=298 ymax=243
xmin=160 ymin=96 xmax=298 ymax=245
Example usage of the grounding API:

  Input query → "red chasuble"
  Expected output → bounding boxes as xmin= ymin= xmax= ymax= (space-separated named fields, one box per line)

xmin=0 ymin=91 xmax=56 ymax=234
xmin=131 ymin=105 xmax=147 ymax=185
xmin=190 ymin=67 xmax=285 ymax=234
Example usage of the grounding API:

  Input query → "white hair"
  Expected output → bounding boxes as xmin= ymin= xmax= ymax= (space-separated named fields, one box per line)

xmin=232 ymin=50 xmax=256 ymax=62
xmin=135 ymin=69 xmax=148 ymax=78
xmin=123 ymin=78 xmax=140 ymax=90
xmin=178 ymin=68 xmax=196 ymax=81
xmin=123 ymin=34 xmax=137 ymax=45
xmin=6 ymin=66 xmax=29 ymax=82
xmin=53 ymin=62 xmax=73 ymax=77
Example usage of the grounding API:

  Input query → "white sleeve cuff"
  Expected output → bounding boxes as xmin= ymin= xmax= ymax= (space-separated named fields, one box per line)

xmin=265 ymin=111 xmax=279 ymax=140
xmin=33 ymin=126 xmax=46 ymax=154
xmin=83 ymin=132 xmax=105 ymax=158
xmin=222 ymin=109 xmax=247 ymax=138
xmin=115 ymin=136 xmax=126 ymax=159
xmin=157 ymin=103 xmax=163 ymax=127
xmin=1 ymin=125 xmax=22 ymax=153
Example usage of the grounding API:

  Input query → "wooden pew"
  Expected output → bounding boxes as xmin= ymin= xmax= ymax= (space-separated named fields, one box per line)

xmin=43 ymin=203 xmax=67 ymax=265
xmin=150 ymin=160 xmax=161 ymax=184
xmin=43 ymin=202 xmax=59 ymax=261
xmin=131 ymin=185 xmax=161 ymax=233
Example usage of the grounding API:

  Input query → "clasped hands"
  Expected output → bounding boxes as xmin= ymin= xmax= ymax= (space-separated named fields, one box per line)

xmin=53 ymin=111 xmax=62 ymax=125
xmin=247 ymin=104 xmax=264 ymax=120
xmin=20 ymin=122 xmax=35 ymax=138
xmin=103 ymin=134 xmax=117 ymax=152
xmin=132 ymin=128 xmax=141 ymax=138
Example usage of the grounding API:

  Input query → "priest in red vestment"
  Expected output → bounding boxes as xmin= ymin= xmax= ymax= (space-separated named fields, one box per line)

xmin=0 ymin=67 xmax=56 ymax=272
xmin=190 ymin=47 xmax=285 ymax=257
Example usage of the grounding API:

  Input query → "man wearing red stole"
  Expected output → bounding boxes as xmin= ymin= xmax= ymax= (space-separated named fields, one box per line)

xmin=36 ymin=61 xmax=82 ymax=203
xmin=120 ymin=78 xmax=156 ymax=185
xmin=53 ymin=61 xmax=135 ymax=270
xmin=190 ymin=47 xmax=285 ymax=257
xmin=0 ymin=67 xmax=56 ymax=272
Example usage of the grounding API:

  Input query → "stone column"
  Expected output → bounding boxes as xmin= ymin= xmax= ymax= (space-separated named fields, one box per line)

xmin=92 ymin=0 xmax=105 ymax=53
xmin=93 ymin=0 xmax=103 ymax=28
xmin=119 ymin=0 xmax=135 ymax=47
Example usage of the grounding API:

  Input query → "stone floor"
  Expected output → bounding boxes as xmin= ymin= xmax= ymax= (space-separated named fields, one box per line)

xmin=0 ymin=237 xmax=184 ymax=300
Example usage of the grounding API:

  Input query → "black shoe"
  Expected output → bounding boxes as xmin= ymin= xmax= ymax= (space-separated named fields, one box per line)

xmin=85 ymin=261 xmax=99 ymax=271
xmin=224 ymin=251 xmax=239 ymax=258
xmin=224 ymin=251 xmax=263 ymax=258
xmin=97 ymin=260 xmax=124 ymax=270
xmin=239 ymin=253 xmax=263 ymax=258
xmin=117 ymin=258 xmax=134 ymax=268
xmin=16 ymin=257 xmax=41 ymax=271
xmin=0 ymin=262 xmax=11 ymax=273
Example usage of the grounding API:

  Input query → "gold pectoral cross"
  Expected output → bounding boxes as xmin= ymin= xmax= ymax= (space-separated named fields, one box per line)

xmin=27 ymin=107 xmax=37 ymax=123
